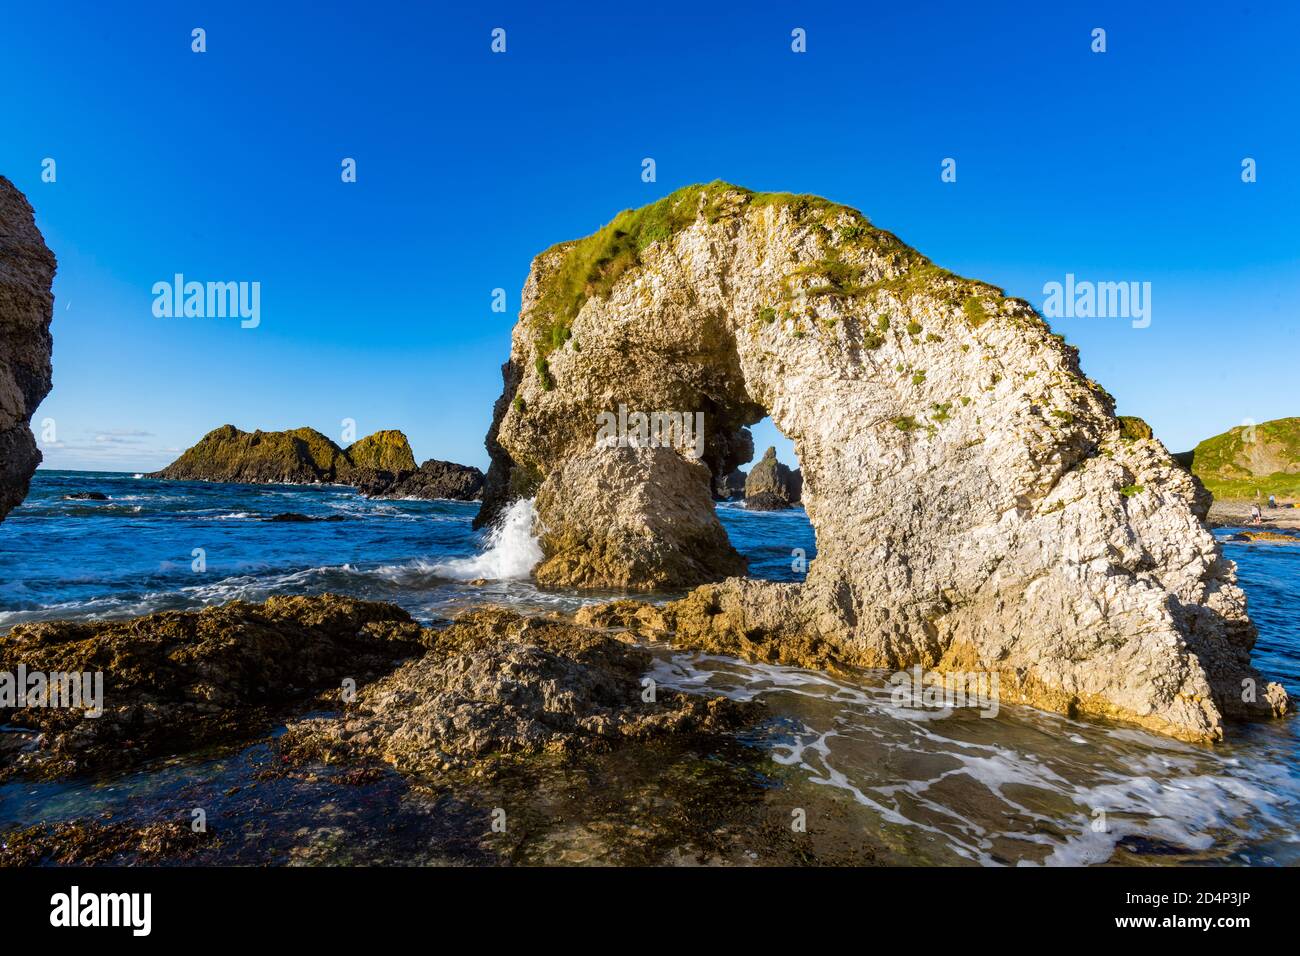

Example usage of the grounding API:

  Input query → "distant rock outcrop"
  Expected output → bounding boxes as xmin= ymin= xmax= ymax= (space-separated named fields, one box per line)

xmin=0 ymin=177 xmax=56 ymax=523
xmin=714 ymin=467 xmax=746 ymax=500
xmin=1178 ymin=417 xmax=1300 ymax=500
xmin=743 ymin=446 xmax=802 ymax=510
xmin=344 ymin=429 xmax=417 ymax=475
xmin=149 ymin=425 xmax=417 ymax=486
xmin=353 ymin=458 xmax=485 ymax=501
xmin=475 ymin=181 xmax=1288 ymax=742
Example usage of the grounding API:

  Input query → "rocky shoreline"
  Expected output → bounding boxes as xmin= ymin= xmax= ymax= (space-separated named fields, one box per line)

xmin=0 ymin=594 xmax=836 ymax=866
xmin=1208 ymin=498 xmax=1300 ymax=530
xmin=0 ymin=595 xmax=759 ymax=787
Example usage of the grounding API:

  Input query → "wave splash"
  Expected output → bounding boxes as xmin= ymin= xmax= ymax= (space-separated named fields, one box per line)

xmin=431 ymin=498 xmax=542 ymax=581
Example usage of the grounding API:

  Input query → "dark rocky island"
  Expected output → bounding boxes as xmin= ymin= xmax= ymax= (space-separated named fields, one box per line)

xmin=352 ymin=458 xmax=485 ymax=501
xmin=149 ymin=424 xmax=483 ymax=500
xmin=148 ymin=424 xmax=414 ymax=485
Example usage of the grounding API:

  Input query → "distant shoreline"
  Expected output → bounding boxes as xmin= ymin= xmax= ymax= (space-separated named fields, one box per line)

xmin=1208 ymin=498 xmax=1300 ymax=530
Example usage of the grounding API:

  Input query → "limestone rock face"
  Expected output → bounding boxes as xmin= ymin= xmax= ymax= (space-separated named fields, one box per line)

xmin=479 ymin=182 xmax=1288 ymax=741
xmin=0 ymin=177 xmax=56 ymax=522
xmin=744 ymin=446 xmax=802 ymax=510
xmin=534 ymin=443 xmax=746 ymax=588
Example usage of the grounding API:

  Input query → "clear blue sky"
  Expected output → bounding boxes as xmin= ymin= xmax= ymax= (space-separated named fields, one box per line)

xmin=3 ymin=0 xmax=1296 ymax=472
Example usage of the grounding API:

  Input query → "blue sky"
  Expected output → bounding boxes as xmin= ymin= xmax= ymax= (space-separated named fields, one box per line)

xmin=3 ymin=0 xmax=1296 ymax=472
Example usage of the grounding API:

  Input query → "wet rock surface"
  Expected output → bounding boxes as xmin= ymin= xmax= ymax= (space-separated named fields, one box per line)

xmin=0 ymin=595 xmax=428 ymax=780
xmin=279 ymin=606 xmax=757 ymax=776
xmin=0 ymin=177 xmax=56 ymax=523
xmin=0 ymin=820 xmax=211 ymax=866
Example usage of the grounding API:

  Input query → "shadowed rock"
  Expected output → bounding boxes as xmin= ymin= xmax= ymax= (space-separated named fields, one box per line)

xmin=474 ymin=181 xmax=1288 ymax=742
xmin=0 ymin=594 xmax=428 ymax=780
xmin=0 ymin=177 xmax=56 ymax=522
xmin=353 ymin=458 xmax=485 ymax=501
xmin=714 ymin=467 xmax=747 ymax=500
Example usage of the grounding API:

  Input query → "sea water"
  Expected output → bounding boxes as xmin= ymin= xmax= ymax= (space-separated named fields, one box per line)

xmin=1 ymin=470 xmax=1297 ymax=865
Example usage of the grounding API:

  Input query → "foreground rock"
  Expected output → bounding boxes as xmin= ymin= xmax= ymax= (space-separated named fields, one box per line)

xmin=148 ymin=424 xmax=416 ymax=485
xmin=0 ymin=177 xmax=56 ymax=523
xmin=0 ymin=821 xmax=210 ymax=866
xmin=0 ymin=595 xmax=427 ymax=780
xmin=280 ymin=607 xmax=756 ymax=776
xmin=353 ymin=458 xmax=485 ymax=501
xmin=476 ymin=181 xmax=1288 ymax=742
xmin=743 ymin=446 xmax=802 ymax=510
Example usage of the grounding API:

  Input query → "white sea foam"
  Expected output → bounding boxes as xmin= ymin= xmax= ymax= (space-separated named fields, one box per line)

xmin=648 ymin=649 xmax=1300 ymax=866
xmin=430 ymin=498 xmax=543 ymax=581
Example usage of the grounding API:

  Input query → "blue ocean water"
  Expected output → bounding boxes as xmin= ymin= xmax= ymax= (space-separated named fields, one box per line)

xmin=0 ymin=471 xmax=815 ymax=625
xmin=2 ymin=470 xmax=1298 ymax=865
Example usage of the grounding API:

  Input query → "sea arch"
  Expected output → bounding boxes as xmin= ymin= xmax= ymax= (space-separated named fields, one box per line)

xmin=475 ymin=182 xmax=1287 ymax=742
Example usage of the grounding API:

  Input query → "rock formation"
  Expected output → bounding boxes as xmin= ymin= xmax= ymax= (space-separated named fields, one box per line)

xmin=353 ymin=458 xmax=485 ymax=501
xmin=0 ymin=595 xmax=754 ymax=786
xmin=477 ymin=181 xmax=1288 ymax=742
xmin=0 ymin=177 xmax=56 ymax=522
xmin=1178 ymin=417 xmax=1300 ymax=500
xmin=714 ymin=467 xmax=747 ymax=500
xmin=0 ymin=594 xmax=427 ymax=780
xmin=743 ymin=446 xmax=802 ymax=510
xmin=344 ymin=429 xmax=418 ymax=474
xmin=149 ymin=424 xmax=418 ymax=486
xmin=280 ymin=606 xmax=754 ymax=776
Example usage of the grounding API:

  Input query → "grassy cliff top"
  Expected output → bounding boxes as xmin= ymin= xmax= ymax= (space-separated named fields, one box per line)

xmin=1184 ymin=417 xmax=1300 ymax=499
xmin=529 ymin=181 xmax=1008 ymax=362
